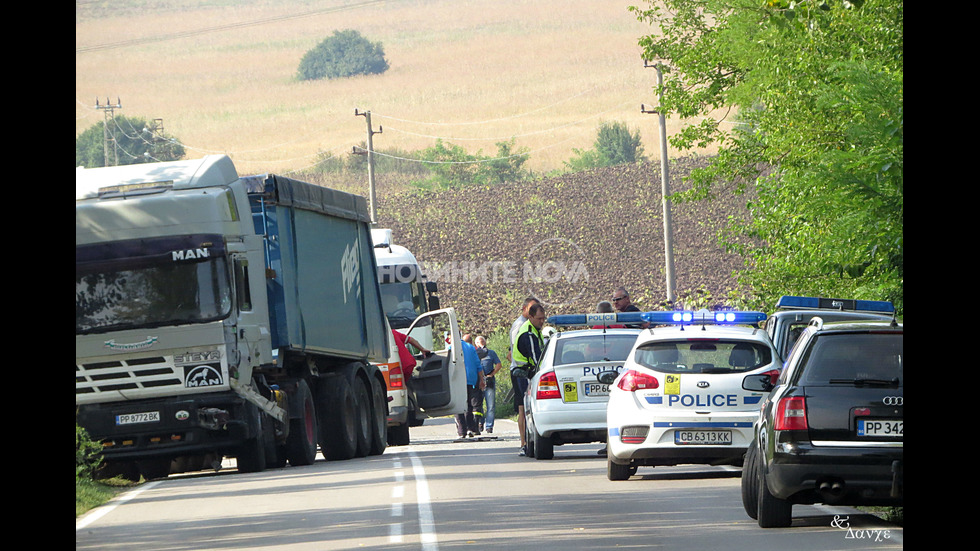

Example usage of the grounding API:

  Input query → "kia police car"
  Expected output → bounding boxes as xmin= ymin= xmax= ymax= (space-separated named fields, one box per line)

xmin=524 ymin=313 xmax=642 ymax=459
xmin=602 ymin=310 xmax=777 ymax=480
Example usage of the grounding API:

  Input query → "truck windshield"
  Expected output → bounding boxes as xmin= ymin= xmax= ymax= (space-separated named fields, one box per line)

xmin=76 ymin=255 xmax=232 ymax=335
xmin=380 ymin=281 xmax=426 ymax=329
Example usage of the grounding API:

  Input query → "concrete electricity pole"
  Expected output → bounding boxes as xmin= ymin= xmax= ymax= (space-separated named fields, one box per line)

xmin=95 ymin=97 xmax=122 ymax=167
xmin=354 ymin=109 xmax=383 ymax=224
xmin=641 ymin=61 xmax=676 ymax=305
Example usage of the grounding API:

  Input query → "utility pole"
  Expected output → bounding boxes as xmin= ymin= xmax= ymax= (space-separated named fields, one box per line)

xmin=95 ymin=97 xmax=122 ymax=166
xmin=143 ymin=118 xmax=165 ymax=161
xmin=354 ymin=109 xmax=383 ymax=224
xmin=641 ymin=61 xmax=676 ymax=305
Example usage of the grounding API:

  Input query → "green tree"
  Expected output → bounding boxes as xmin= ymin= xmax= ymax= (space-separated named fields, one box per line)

xmin=565 ymin=121 xmax=645 ymax=171
xmin=412 ymin=139 xmax=530 ymax=190
xmin=298 ymin=29 xmax=389 ymax=81
xmin=631 ymin=0 xmax=903 ymax=313
xmin=76 ymin=115 xmax=185 ymax=167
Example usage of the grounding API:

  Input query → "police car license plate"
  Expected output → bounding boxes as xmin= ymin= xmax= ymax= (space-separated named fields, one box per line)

xmin=116 ymin=411 xmax=161 ymax=425
xmin=583 ymin=383 xmax=609 ymax=396
xmin=674 ymin=430 xmax=732 ymax=445
xmin=857 ymin=419 xmax=903 ymax=437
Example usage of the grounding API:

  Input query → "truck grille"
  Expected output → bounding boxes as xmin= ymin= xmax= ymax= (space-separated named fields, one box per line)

xmin=76 ymin=356 xmax=183 ymax=395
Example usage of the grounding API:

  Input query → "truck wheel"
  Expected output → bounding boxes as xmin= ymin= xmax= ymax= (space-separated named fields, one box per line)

xmin=136 ymin=458 xmax=171 ymax=480
xmin=263 ymin=413 xmax=286 ymax=469
xmin=367 ymin=376 xmax=388 ymax=455
xmin=757 ymin=462 xmax=793 ymax=528
xmin=741 ymin=444 xmax=759 ymax=520
xmin=285 ymin=379 xmax=318 ymax=466
xmin=317 ymin=375 xmax=358 ymax=460
xmin=236 ymin=404 xmax=267 ymax=473
xmin=388 ymin=423 xmax=410 ymax=446
xmin=352 ymin=377 xmax=372 ymax=457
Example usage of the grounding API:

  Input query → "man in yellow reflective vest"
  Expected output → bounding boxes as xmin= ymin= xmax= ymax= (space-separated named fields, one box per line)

xmin=512 ymin=302 xmax=546 ymax=456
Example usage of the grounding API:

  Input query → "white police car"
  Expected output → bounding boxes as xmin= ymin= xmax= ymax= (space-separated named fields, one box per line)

xmin=523 ymin=313 xmax=642 ymax=459
xmin=602 ymin=310 xmax=778 ymax=480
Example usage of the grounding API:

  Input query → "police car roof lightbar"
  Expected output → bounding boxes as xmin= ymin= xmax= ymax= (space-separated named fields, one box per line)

xmin=641 ymin=310 xmax=767 ymax=325
xmin=775 ymin=295 xmax=894 ymax=314
xmin=546 ymin=310 xmax=766 ymax=327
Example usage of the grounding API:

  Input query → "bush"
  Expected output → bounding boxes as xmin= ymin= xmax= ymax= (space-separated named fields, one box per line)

xmin=76 ymin=423 xmax=103 ymax=481
xmin=298 ymin=29 xmax=389 ymax=81
xmin=564 ymin=121 xmax=645 ymax=171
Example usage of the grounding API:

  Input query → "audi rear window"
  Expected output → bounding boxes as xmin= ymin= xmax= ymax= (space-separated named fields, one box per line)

xmin=799 ymin=332 xmax=903 ymax=385
xmin=633 ymin=340 xmax=772 ymax=374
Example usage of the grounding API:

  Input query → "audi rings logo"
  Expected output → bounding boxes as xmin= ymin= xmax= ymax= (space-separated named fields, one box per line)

xmin=882 ymin=396 xmax=903 ymax=406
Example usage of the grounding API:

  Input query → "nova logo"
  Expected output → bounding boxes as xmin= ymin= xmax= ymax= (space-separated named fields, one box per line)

xmin=173 ymin=248 xmax=210 ymax=261
xmin=341 ymin=242 xmax=361 ymax=304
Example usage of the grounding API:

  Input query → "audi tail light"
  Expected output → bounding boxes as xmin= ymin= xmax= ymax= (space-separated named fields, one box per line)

xmin=774 ymin=396 xmax=808 ymax=431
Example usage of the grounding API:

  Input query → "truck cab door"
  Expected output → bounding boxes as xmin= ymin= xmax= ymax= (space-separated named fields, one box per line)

xmin=405 ymin=307 xmax=466 ymax=418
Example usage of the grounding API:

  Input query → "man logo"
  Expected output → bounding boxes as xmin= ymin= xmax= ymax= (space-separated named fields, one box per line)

xmin=185 ymin=365 xmax=223 ymax=388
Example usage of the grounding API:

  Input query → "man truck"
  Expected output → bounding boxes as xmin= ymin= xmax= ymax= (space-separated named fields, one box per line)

xmin=75 ymin=155 xmax=460 ymax=479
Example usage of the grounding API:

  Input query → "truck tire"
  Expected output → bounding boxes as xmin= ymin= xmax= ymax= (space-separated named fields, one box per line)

xmin=285 ymin=379 xmax=318 ymax=466
xmin=352 ymin=376 xmax=372 ymax=458
xmin=367 ymin=376 xmax=388 ymax=455
xmin=388 ymin=423 xmax=410 ymax=446
xmin=317 ymin=375 xmax=358 ymax=460
xmin=236 ymin=403 xmax=266 ymax=473
xmin=136 ymin=458 xmax=171 ymax=480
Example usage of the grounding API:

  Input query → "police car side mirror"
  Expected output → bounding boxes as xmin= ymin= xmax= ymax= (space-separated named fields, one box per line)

xmin=597 ymin=371 xmax=619 ymax=385
xmin=742 ymin=373 xmax=773 ymax=393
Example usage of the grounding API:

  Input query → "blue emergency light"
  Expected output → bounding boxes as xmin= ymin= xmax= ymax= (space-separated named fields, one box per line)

xmin=547 ymin=310 xmax=766 ymax=327
xmin=775 ymin=295 xmax=894 ymax=314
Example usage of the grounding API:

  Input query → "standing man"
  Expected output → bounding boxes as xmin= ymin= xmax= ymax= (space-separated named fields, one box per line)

xmin=475 ymin=335 xmax=502 ymax=434
xmin=513 ymin=302 xmax=547 ymax=457
xmin=613 ymin=286 xmax=648 ymax=329
xmin=509 ymin=297 xmax=540 ymax=455
xmin=455 ymin=334 xmax=485 ymax=438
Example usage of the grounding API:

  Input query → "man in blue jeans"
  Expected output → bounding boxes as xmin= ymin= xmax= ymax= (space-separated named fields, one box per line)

xmin=455 ymin=334 xmax=485 ymax=438
xmin=474 ymin=335 xmax=502 ymax=433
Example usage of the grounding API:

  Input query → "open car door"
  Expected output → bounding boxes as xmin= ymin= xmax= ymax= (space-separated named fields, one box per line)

xmin=405 ymin=307 xmax=467 ymax=418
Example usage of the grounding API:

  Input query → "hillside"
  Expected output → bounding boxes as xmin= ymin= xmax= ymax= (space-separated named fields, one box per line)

xmin=374 ymin=156 xmax=751 ymax=333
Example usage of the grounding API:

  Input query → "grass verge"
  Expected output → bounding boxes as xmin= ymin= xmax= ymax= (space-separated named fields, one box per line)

xmin=76 ymin=476 xmax=138 ymax=518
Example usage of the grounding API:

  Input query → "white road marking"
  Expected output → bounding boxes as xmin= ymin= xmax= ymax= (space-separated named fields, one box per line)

xmin=76 ymin=480 xmax=161 ymax=531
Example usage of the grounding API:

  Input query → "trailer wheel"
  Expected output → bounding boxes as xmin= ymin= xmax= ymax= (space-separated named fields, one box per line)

xmin=367 ymin=376 xmax=388 ymax=455
xmin=317 ymin=375 xmax=358 ymax=460
xmin=285 ymin=379 xmax=318 ymax=466
xmin=352 ymin=377 xmax=372 ymax=457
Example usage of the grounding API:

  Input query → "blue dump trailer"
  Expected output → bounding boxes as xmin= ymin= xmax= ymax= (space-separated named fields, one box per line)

xmin=76 ymin=155 xmax=391 ymax=479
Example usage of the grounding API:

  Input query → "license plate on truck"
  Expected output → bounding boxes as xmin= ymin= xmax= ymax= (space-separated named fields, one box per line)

xmin=674 ymin=430 xmax=732 ymax=445
xmin=116 ymin=411 xmax=161 ymax=425
xmin=857 ymin=419 xmax=903 ymax=437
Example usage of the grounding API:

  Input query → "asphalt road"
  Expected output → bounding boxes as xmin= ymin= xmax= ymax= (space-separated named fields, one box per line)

xmin=76 ymin=417 xmax=903 ymax=550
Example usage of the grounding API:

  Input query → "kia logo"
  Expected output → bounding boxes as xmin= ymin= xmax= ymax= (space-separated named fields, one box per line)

xmin=883 ymin=396 xmax=903 ymax=406
xmin=697 ymin=381 xmax=710 ymax=388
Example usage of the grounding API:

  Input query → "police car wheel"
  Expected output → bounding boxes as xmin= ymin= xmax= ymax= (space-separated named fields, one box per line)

xmin=607 ymin=457 xmax=632 ymax=481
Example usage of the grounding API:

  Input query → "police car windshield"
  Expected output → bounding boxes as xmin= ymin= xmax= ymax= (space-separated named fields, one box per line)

xmin=799 ymin=333 xmax=903 ymax=386
xmin=634 ymin=340 xmax=772 ymax=374
xmin=554 ymin=334 xmax=637 ymax=365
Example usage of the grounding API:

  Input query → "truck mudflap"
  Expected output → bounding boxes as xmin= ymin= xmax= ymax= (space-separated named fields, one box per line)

xmin=77 ymin=391 xmax=258 ymax=461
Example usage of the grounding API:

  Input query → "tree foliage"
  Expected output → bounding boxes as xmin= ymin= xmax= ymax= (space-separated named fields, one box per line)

xmin=76 ymin=115 xmax=185 ymax=167
xmin=297 ymin=29 xmax=389 ymax=81
xmin=631 ymin=0 xmax=903 ymax=313
xmin=565 ymin=121 xmax=645 ymax=171
xmin=411 ymin=139 xmax=530 ymax=190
